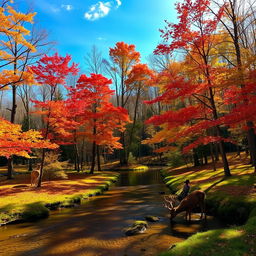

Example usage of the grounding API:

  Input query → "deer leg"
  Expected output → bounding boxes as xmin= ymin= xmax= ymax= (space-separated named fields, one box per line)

xmin=200 ymin=202 xmax=206 ymax=220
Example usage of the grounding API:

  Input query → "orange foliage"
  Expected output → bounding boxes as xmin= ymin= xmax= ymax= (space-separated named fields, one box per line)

xmin=0 ymin=118 xmax=58 ymax=158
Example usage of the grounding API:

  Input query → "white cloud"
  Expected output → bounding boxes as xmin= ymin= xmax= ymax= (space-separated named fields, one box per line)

xmin=116 ymin=0 xmax=121 ymax=7
xmin=61 ymin=4 xmax=73 ymax=11
xmin=84 ymin=0 xmax=121 ymax=21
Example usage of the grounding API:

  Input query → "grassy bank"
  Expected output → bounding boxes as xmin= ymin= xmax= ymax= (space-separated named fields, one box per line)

xmin=0 ymin=171 xmax=119 ymax=225
xmin=113 ymin=164 xmax=149 ymax=171
xmin=160 ymin=153 xmax=256 ymax=256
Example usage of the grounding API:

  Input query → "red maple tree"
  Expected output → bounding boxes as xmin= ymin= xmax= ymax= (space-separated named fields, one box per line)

xmin=69 ymin=73 xmax=130 ymax=174
xmin=146 ymin=0 xmax=232 ymax=176
xmin=31 ymin=53 xmax=79 ymax=187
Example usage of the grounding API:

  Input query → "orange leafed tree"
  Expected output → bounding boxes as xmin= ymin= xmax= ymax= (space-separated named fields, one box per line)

xmin=0 ymin=0 xmax=37 ymax=178
xmin=0 ymin=118 xmax=58 ymax=158
xmin=0 ymin=0 xmax=36 ymax=89
xmin=104 ymin=42 xmax=141 ymax=165
xmin=125 ymin=63 xmax=154 ymax=155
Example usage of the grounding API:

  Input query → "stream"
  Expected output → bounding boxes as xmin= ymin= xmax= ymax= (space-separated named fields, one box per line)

xmin=0 ymin=167 xmax=225 ymax=256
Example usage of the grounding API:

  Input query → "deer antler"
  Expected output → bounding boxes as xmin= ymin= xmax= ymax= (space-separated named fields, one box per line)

xmin=163 ymin=195 xmax=174 ymax=211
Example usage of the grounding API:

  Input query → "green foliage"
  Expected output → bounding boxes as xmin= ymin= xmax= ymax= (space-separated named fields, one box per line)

xmin=249 ymin=207 xmax=256 ymax=218
xmin=43 ymin=152 xmax=68 ymax=180
xmin=128 ymin=152 xmax=137 ymax=164
xmin=165 ymin=151 xmax=184 ymax=168
xmin=217 ymin=198 xmax=251 ymax=224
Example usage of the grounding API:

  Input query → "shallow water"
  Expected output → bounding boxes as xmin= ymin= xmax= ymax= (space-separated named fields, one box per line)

xmin=0 ymin=168 xmax=225 ymax=256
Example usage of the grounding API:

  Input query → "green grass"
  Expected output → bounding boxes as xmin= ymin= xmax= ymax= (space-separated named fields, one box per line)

xmin=159 ymin=153 xmax=256 ymax=256
xmin=160 ymin=216 xmax=256 ymax=256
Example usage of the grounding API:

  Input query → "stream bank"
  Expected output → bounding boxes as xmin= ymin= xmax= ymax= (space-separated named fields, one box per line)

xmin=0 ymin=172 xmax=119 ymax=225
xmin=0 ymin=167 xmax=226 ymax=256
xmin=160 ymin=163 xmax=256 ymax=256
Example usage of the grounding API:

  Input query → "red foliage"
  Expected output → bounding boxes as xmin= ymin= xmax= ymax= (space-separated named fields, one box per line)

xmin=30 ymin=53 xmax=79 ymax=87
xmin=183 ymin=136 xmax=234 ymax=153
xmin=68 ymin=73 xmax=130 ymax=151
xmin=32 ymin=100 xmax=80 ymax=144
xmin=155 ymin=0 xmax=224 ymax=56
xmin=146 ymin=105 xmax=201 ymax=128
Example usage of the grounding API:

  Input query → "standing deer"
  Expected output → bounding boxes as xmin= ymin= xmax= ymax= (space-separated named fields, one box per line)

xmin=164 ymin=190 xmax=206 ymax=221
xmin=30 ymin=166 xmax=40 ymax=187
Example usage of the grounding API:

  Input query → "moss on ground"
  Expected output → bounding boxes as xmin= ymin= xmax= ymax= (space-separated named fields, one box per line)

xmin=160 ymin=153 xmax=256 ymax=256
xmin=114 ymin=165 xmax=149 ymax=171
xmin=0 ymin=172 xmax=119 ymax=225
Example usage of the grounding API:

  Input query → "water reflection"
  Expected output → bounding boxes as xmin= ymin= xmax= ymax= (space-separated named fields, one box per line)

xmin=117 ymin=167 xmax=162 ymax=186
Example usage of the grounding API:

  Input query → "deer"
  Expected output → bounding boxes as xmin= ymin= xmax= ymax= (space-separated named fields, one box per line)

xmin=164 ymin=190 xmax=206 ymax=222
xmin=30 ymin=166 xmax=40 ymax=187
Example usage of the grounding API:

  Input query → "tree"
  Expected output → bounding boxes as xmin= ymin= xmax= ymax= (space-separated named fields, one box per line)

xmin=209 ymin=0 xmax=256 ymax=171
xmin=104 ymin=42 xmax=140 ymax=165
xmin=69 ymin=73 xmax=130 ymax=174
xmin=0 ymin=117 xmax=57 ymax=158
xmin=30 ymin=53 xmax=79 ymax=187
xmin=148 ymin=0 xmax=232 ymax=176
xmin=84 ymin=45 xmax=103 ymax=172
xmin=0 ymin=0 xmax=37 ymax=178
xmin=125 ymin=63 xmax=153 ymax=157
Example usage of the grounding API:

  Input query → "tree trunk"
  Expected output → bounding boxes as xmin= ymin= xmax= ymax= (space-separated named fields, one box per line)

xmin=37 ymin=148 xmax=45 ymax=187
xmin=28 ymin=159 xmax=33 ymax=172
xmin=74 ymin=156 xmax=77 ymax=171
xmin=232 ymin=14 xmax=256 ymax=172
xmin=208 ymin=85 xmax=231 ymax=176
xmin=97 ymin=145 xmax=101 ymax=171
xmin=214 ymin=143 xmax=219 ymax=161
xmin=193 ymin=149 xmax=200 ymax=167
xmin=246 ymin=121 xmax=256 ymax=172
xmin=75 ymin=144 xmax=80 ymax=172
xmin=80 ymin=138 xmax=85 ymax=171
xmin=7 ymin=157 xmax=14 ymax=179
xmin=7 ymin=85 xmax=17 ymax=179
xmin=236 ymin=145 xmax=241 ymax=157
xmin=210 ymin=143 xmax=216 ymax=172
xmin=127 ymin=87 xmax=141 ymax=159
xmin=204 ymin=155 xmax=208 ymax=165
xmin=119 ymin=131 xmax=128 ymax=165
xmin=90 ymin=141 xmax=96 ymax=174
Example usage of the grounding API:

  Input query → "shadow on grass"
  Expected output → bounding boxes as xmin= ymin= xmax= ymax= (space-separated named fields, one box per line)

xmin=204 ymin=178 xmax=226 ymax=193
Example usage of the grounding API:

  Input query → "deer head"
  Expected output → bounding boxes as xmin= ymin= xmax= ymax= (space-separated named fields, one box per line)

xmin=163 ymin=191 xmax=206 ymax=221
xmin=163 ymin=195 xmax=177 ymax=219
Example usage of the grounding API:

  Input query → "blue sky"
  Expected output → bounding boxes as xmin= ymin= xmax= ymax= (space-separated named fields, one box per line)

xmin=22 ymin=0 xmax=176 ymax=71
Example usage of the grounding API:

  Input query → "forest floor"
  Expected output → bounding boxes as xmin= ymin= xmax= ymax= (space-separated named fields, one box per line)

xmin=160 ymin=152 xmax=256 ymax=256
xmin=0 ymin=170 xmax=119 ymax=225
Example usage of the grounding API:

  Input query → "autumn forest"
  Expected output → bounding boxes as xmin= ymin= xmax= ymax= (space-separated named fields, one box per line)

xmin=0 ymin=0 xmax=256 ymax=255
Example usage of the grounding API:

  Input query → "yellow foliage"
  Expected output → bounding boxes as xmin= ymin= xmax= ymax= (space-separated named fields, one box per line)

xmin=0 ymin=1 xmax=36 ymax=89
xmin=0 ymin=118 xmax=58 ymax=158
